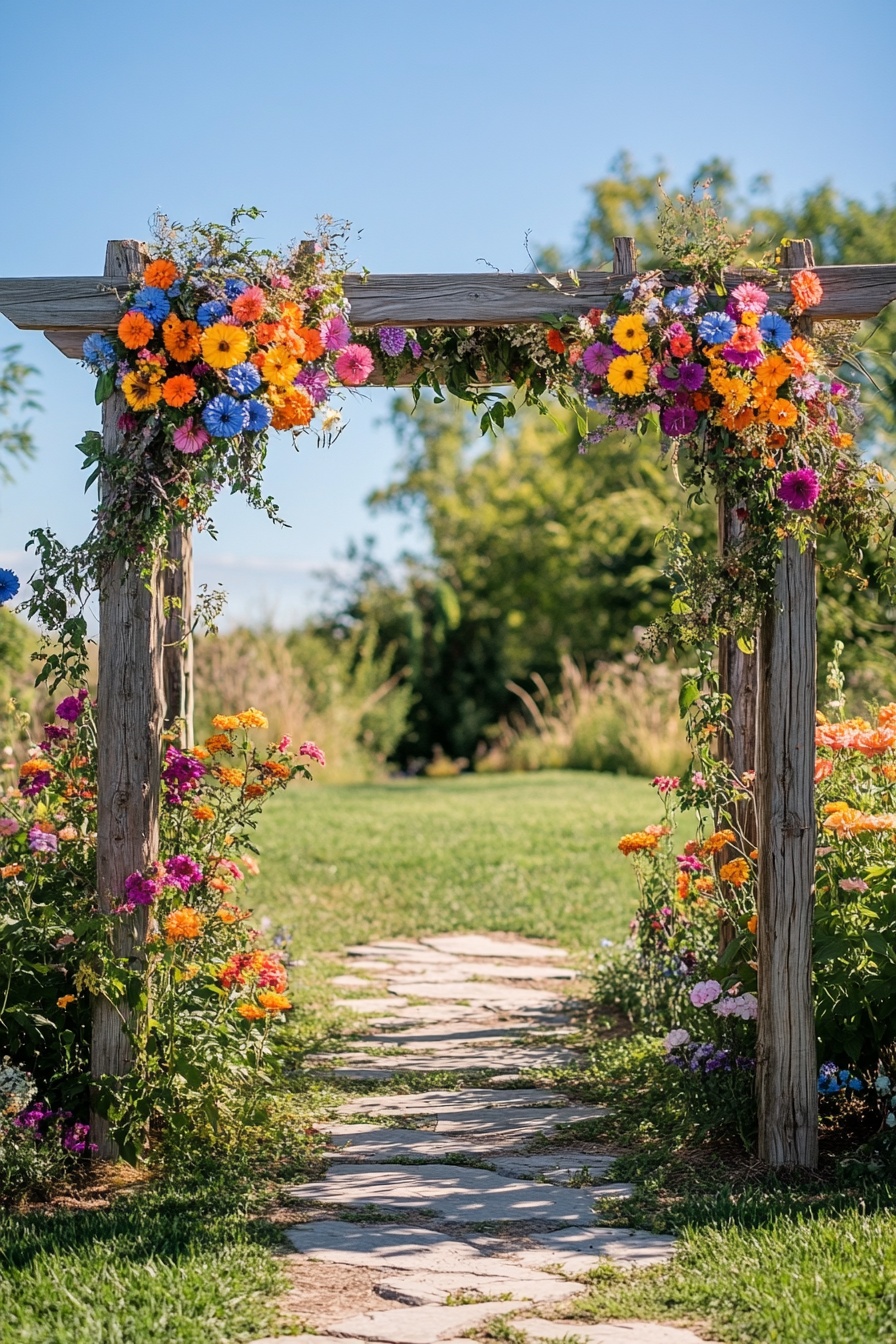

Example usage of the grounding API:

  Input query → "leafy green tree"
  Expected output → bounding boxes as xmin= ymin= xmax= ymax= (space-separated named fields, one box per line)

xmin=0 ymin=345 xmax=40 ymax=482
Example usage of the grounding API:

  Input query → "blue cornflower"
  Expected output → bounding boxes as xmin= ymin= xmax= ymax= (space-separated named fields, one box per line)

xmin=244 ymin=399 xmax=272 ymax=432
xmin=227 ymin=362 xmax=262 ymax=396
xmin=224 ymin=278 xmax=248 ymax=301
xmin=758 ymin=312 xmax=793 ymax=348
xmin=196 ymin=300 xmax=228 ymax=328
xmin=168 ymin=279 xmax=182 ymax=298
xmin=848 ymin=1077 xmax=864 ymax=1092
xmin=131 ymin=286 xmax=170 ymax=325
xmin=665 ymin=286 xmax=698 ymax=316
xmin=838 ymin=1069 xmax=851 ymax=1083
xmin=697 ymin=311 xmax=737 ymax=345
xmin=82 ymin=333 xmax=117 ymax=371
xmin=202 ymin=394 xmax=249 ymax=439
xmin=0 ymin=568 xmax=20 ymax=604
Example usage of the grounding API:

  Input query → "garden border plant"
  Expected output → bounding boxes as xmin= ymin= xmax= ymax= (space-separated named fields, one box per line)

xmin=0 ymin=190 xmax=895 ymax=1167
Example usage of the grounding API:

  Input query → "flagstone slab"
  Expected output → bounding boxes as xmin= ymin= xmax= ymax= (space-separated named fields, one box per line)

xmin=332 ymin=975 xmax=377 ymax=988
xmin=388 ymin=982 xmax=565 ymax=1008
xmin=422 ymin=935 xmax=568 ymax=960
xmin=336 ymin=1089 xmax=569 ymax=1117
xmin=316 ymin=1047 xmax=577 ymax=1077
xmin=434 ymin=1105 xmax=606 ymax=1136
xmin=326 ymin=1301 xmax=525 ymax=1342
xmin=286 ymin=1220 xmax=546 ymax=1276
xmin=489 ymin=1153 xmax=618 ymax=1182
xmin=287 ymin=1163 xmax=600 ymax=1223
xmin=336 ymin=998 xmax=409 ymax=1013
xmin=513 ymin=1226 xmax=677 ymax=1270
xmin=376 ymin=961 xmax=578 ymax=982
xmin=323 ymin=1124 xmax=500 ymax=1158
xmin=514 ymin=1321 xmax=718 ymax=1344
xmin=371 ymin=1004 xmax=483 ymax=1024
xmin=348 ymin=1026 xmax=545 ymax=1048
xmin=375 ymin=1269 xmax=580 ymax=1306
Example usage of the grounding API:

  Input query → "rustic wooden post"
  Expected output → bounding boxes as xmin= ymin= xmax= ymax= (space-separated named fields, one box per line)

xmin=92 ymin=239 xmax=165 ymax=1159
xmin=163 ymin=524 xmax=194 ymax=748
xmin=755 ymin=239 xmax=819 ymax=1168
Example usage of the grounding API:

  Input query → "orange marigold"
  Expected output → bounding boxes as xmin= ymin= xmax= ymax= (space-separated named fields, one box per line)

xmin=296 ymin=326 xmax=325 ymax=362
xmin=162 ymin=315 xmax=202 ymax=362
xmin=245 ymin=783 xmax=267 ymax=799
xmin=719 ymin=858 xmax=750 ymax=887
xmin=754 ymin=353 xmax=794 ymax=388
xmin=879 ymin=704 xmax=896 ymax=729
xmin=205 ymin=734 xmax=233 ymax=754
xmin=215 ymin=766 xmax=245 ymax=788
xmin=258 ymin=991 xmax=292 ymax=1013
xmin=57 ymin=994 xmax=77 ymax=1008
xmin=695 ymin=876 xmax=715 ymax=894
xmin=164 ymin=907 xmax=205 ymax=942
xmin=790 ymin=268 xmax=824 ymax=315
xmin=236 ymin=707 xmax=268 ymax=729
xmin=781 ymin=336 xmax=814 ymax=375
xmin=19 ymin=758 xmax=52 ymax=777
xmin=1 ymin=864 xmax=24 ymax=878
xmin=618 ymin=831 xmax=660 ymax=856
xmin=118 ymin=310 xmax=155 ymax=349
xmin=747 ymin=913 xmax=758 ymax=935
xmin=212 ymin=715 xmax=241 ymax=730
xmin=192 ymin=805 xmax=215 ymax=822
xmin=676 ymin=871 xmax=690 ymax=901
xmin=162 ymin=374 xmax=197 ymax=408
xmin=702 ymin=829 xmax=736 ymax=856
xmin=238 ymin=1003 xmax=266 ymax=1021
xmin=144 ymin=259 xmax=179 ymax=290
xmin=767 ymin=398 xmax=798 ymax=428
xmin=270 ymin=386 xmax=313 ymax=430
xmin=261 ymin=760 xmax=290 ymax=780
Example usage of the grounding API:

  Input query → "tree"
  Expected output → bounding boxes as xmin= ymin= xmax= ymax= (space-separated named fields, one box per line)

xmin=0 ymin=345 xmax=40 ymax=482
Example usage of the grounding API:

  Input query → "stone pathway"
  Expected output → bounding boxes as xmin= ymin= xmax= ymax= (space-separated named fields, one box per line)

xmin=253 ymin=934 xmax=716 ymax=1344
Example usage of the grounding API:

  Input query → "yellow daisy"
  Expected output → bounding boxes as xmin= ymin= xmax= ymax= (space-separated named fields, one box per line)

xmin=200 ymin=322 xmax=250 ymax=370
xmin=612 ymin=314 xmax=648 ymax=352
xmin=261 ymin=344 xmax=300 ymax=388
xmin=122 ymin=369 xmax=163 ymax=411
xmin=607 ymin=353 xmax=649 ymax=397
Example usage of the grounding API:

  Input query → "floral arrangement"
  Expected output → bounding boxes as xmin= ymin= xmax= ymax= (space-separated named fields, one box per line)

xmin=0 ymin=689 xmax=324 ymax=1165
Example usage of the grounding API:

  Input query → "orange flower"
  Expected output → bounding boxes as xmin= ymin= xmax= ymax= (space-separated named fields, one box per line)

xmin=118 ymin=310 xmax=155 ymax=349
xmin=261 ymin=760 xmax=290 ymax=780
xmin=205 ymin=734 xmax=233 ymax=755
xmin=144 ymin=259 xmax=179 ymax=290
xmin=695 ymin=876 xmax=715 ymax=894
xmin=296 ymin=326 xmax=325 ymax=361
xmin=191 ymin=746 xmax=210 ymax=760
xmin=20 ymin=758 xmax=52 ymax=778
xmin=1 ymin=864 xmax=23 ymax=878
xmin=814 ymin=758 xmax=834 ymax=783
xmin=546 ymin=329 xmax=566 ymax=354
xmin=767 ymin=398 xmax=798 ymax=428
xmin=236 ymin=708 xmax=268 ymax=729
xmin=746 ymin=914 xmax=758 ymax=935
xmin=245 ymin=783 xmax=267 ymax=799
xmin=669 ymin=333 xmax=692 ymax=358
xmin=258 ymin=991 xmax=292 ymax=1013
xmin=163 ymin=907 xmax=205 ymax=942
xmin=729 ymin=325 xmax=762 ymax=354
xmin=209 ymin=878 xmax=233 ymax=894
xmin=231 ymin=286 xmax=267 ymax=323
xmin=192 ymin=805 xmax=215 ymax=822
xmin=58 ymin=825 xmax=78 ymax=841
xmin=618 ymin=831 xmax=660 ymax=855
xmin=215 ymin=904 xmax=242 ymax=924
xmin=162 ymin=374 xmax=197 ymax=408
xmin=278 ymin=301 xmax=305 ymax=330
xmin=254 ymin=321 xmax=284 ymax=346
xmin=754 ymin=354 xmax=793 ymax=389
xmin=723 ymin=378 xmax=751 ymax=411
xmin=238 ymin=1003 xmax=266 ymax=1021
xmin=790 ymin=268 xmax=824 ymax=315
xmin=878 ymin=705 xmax=896 ymax=729
xmin=676 ymin=871 xmax=690 ymax=901
xmin=270 ymin=387 xmax=313 ymax=430
xmin=718 ymin=406 xmax=755 ymax=433
xmin=162 ymin=315 xmax=202 ymax=362
xmin=57 ymin=994 xmax=76 ymax=1008
xmin=212 ymin=715 xmax=241 ymax=731
xmin=719 ymin=858 xmax=750 ymax=887
xmin=702 ymin=829 xmax=736 ymax=856
xmin=853 ymin=727 xmax=896 ymax=758
xmin=692 ymin=391 xmax=711 ymax=412
xmin=781 ymin=336 xmax=814 ymax=375
xmin=215 ymin=766 xmax=245 ymax=789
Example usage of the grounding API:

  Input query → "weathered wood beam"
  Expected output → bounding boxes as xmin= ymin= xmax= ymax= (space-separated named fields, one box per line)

xmin=754 ymin=239 xmax=819 ymax=1170
xmin=2 ymin=262 xmax=895 ymax=349
xmin=92 ymin=240 xmax=165 ymax=1161
xmin=162 ymin=524 xmax=194 ymax=749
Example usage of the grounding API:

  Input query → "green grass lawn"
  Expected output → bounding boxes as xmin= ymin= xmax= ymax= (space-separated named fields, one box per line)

xmin=249 ymin=770 xmax=654 ymax=953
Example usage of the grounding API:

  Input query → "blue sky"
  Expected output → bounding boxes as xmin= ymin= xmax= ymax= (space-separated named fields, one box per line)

xmin=1 ymin=0 xmax=894 ymax=625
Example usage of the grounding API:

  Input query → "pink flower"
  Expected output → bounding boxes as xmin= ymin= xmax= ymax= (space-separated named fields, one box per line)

xmin=663 ymin=1028 xmax=690 ymax=1051
xmin=677 ymin=854 xmax=705 ymax=873
xmin=582 ymin=342 xmax=614 ymax=376
xmin=778 ymin=468 xmax=820 ymax=512
xmin=276 ymin=735 xmax=292 ymax=752
xmin=299 ymin=740 xmax=326 ymax=766
xmin=321 ymin=315 xmax=352 ymax=351
xmin=173 ymin=418 xmax=211 ymax=455
xmin=652 ymin=775 xmax=680 ymax=794
xmin=689 ymin=979 xmax=722 ymax=1007
xmin=839 ymin=877 xmax=869 ymax=893
xmin=729 ymin=282 xmax=769 ymax=316
xmin=334 ymin=344 xmax=374 ymax=386
xmin=270 ymin=273 xmax=291 ymax=289
xmin=0 ymin=817 xmax=20 ymax=836
xmin=692 ymin=771 xmax=707 ymax=789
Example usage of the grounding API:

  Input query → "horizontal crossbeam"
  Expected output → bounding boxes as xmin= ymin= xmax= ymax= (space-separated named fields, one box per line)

xmin=1 ymin=263 xmax=895 ymax=367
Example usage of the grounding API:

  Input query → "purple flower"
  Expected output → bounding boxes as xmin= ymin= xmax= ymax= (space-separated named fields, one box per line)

xmin=62 ymin=1121 xmax=95 ymax=1154
xmin=28 ymin=826 xmax=58 ymax=854
xmin=409 ymin=339 xmax=422 ymax=360
xmin=723 ymin=344 xmax=765 ymax=369
xmin=121 ymin=871 xmax=160 ymax=909
xmin=661 ymin=404 xmax=698 ymax=437
xmin=55 ymin=691 xmax=87 ymax=723
xmin=689 ymin=979 xmax=722 ymax=1007
xmin=657 ymin=364 xmax=681 ymax=391
xmin=20 ymin=770 xmax=52 ymax=797
xmin=320 ymin=315 xmax=351 ymax=351
xmin=676 ymin=854 xmax=705 ymax=873
xmin=162 ymin=746 xmax=206 ymax=804
xmin=582 ymin=342 xmax=614 ymax=376
xmin=678 ymin=362 xmax=705 ymax=391
xmin=42 ymin=724 xmax=72 ymax=744
xmin=13 ymin=1102 xmax=55 ymax=1134
xmin=0 ymin=817 xmax=20 ymax=836
xmin=778 ymin=468 xmax=820 ymax=512
xmin=304 ymin=285 xmax=323 ymax=300
xmin=295 ymin=367 xmax=330 ymax=404
xmin=378 ymin=326 xmax=407 ymax=357
xmin=164 ymin=854 xmax=203 ymax=892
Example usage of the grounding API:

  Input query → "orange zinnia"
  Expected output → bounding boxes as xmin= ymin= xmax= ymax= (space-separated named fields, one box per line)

xmin=790 ymin=269 xmax=824 ymax=314
xmin=782 ymin=336 xmax=814 ymax=375
xmin=143 ymin=259 xmax=179 ymax=290
xmin=162 ymin=315 xmax=202 ymax=362
xmin=205 ymin=734 xmax=233 ymax=754
xmin=245 ymin=783 xmax=267 ymax=799
xmin=546 ymin=329 xmax=566 ymax=354
xmin=118 ymin=310 xmax=154 ymax=349
xmin=164 ymin=907 xmax=205 ymax=942
xmin=162 ymin=374 xmax=197 ymax=408
xmin=238 ymin=1003 xmax=266 ymax=1021
xmin=767 ymin=399 xmax=798 ymax=428
xmin=720 ymin=858 xmax=750 ymax=887
xmin=231 ymin=286 xmax=267 ymax=323
xmin=270 ymin=386 xmax=313 ymax=430
xmin=879 ymin=705 xmax=896 ymax=729
xmin=254 ymin=322 xmax=284 ymax=346
xmin=755 ymin=353 xmax=793 ymax=388
xmin=296 ymin=326 xmax=324 ymax=361
xmin=192 ymin=805 xmax=215 ymax=822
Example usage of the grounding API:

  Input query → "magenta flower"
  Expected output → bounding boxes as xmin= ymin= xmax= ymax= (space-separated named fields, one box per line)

xmin=62 ymin=1121 xmax=95 ymax=1154
xmin=676 ymin=854 xmax=705 ymax=873
xmin=55 ymin=690 xmax=87 ymax=722
xmin=334 ymin=344 xmax=374 ymax=386
xmin=678 ymin=362 xmax=705 ymax=391
xmin=692 ymin=771 xmax=707 ymax=790
xmin=321 ymin=315 xmax=351 ymax=351
xmin=295 ymin=367 xmax=330 ymax=404
xmin=164 ymin=854 xmax=204 ymax=892
xmin=173 ymin=418 xmax=211 ymax=455
xmin=652 ymin=775 xmax=680 ymax=794
xmin=299 ymin=740 xmax=326 ymax=766
xmin=119 ymin=871 xmax=161 ymax=912
xmin=276 ymin=735 xmax=291 ymax=752
xmin=729 ymin=282 xmax=769 ymax=316
xmin=778 ymin=468 xmax=820 ymax=511
xmin=270 ymin=273 xmax=291 ymax=289
xmin=723 ymin=344 xmax=765 ymax=369
xmin=582 ymin=342 xmax=614 ymax=376
xmin=161 ymin=746 xmax=206 ymax=804
xmin=661 ymin=404 xmax=698 ymax=437
xmin=657 ymin=364 xmax=682 ymax=391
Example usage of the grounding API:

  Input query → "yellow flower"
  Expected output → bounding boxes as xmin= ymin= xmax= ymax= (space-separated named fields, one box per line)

xmin=215 ymin=766 xmax=245 ymax=788
xmin=261 ymin=344 xmax=300 ymax=387
xmin=236 ymin=708 xmax=268 ymax=729
xmin=719 ymin=858 xmax=750 ymax=887
xmin=258 ymin=991 xmax=292 ymax=1013
xmin=205 ymin=734 xmax=233 ymax=754
xmin=618 ymin=830 xmax=660 ymax=855
xmin=122 ymin=370 xmax=163 ymax=411
xmin=212 ymin=715 xmax=241 ymax=731
xmin=238 ymin=1003 xmax=266 ymax=1021
xmin=164 ymin=907 xmax=205 ymax=942
xmin=57 ymin=994 xmax=76 ymax=1008
xmin=200 ymin=323 xmax=250 ymax=369
xmin=607 ymin=354 xmax=649 ymax=397
xmin=612 ymin=314 xmax=648 ymax=351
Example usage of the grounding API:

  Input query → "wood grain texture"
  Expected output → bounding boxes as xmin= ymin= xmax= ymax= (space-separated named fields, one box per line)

xmin=755 ymin=239 xmax=819 ymax=1170
xmin=163 ymin=525 xmax=194 ymax=748
xmin=5 ymin=261 xmax=896 ymax=347
xmin=92 ymin=239 xmax=164 ymax=1160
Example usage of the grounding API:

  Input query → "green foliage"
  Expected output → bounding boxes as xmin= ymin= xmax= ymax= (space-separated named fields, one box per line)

xmin=0 ymin=345 xmax=40 ymax=483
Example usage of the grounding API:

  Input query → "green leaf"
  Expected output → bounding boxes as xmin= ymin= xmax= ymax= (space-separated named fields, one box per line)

xmin=671 ymin=598 xmax=693 ymax=615
xmin=94 ymin=370 xmax=115 ymax=405
xmin=678 ymin=679 xmax=700 ymax=717
xmin=737 ymin=635 xmax=755 ymax=655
